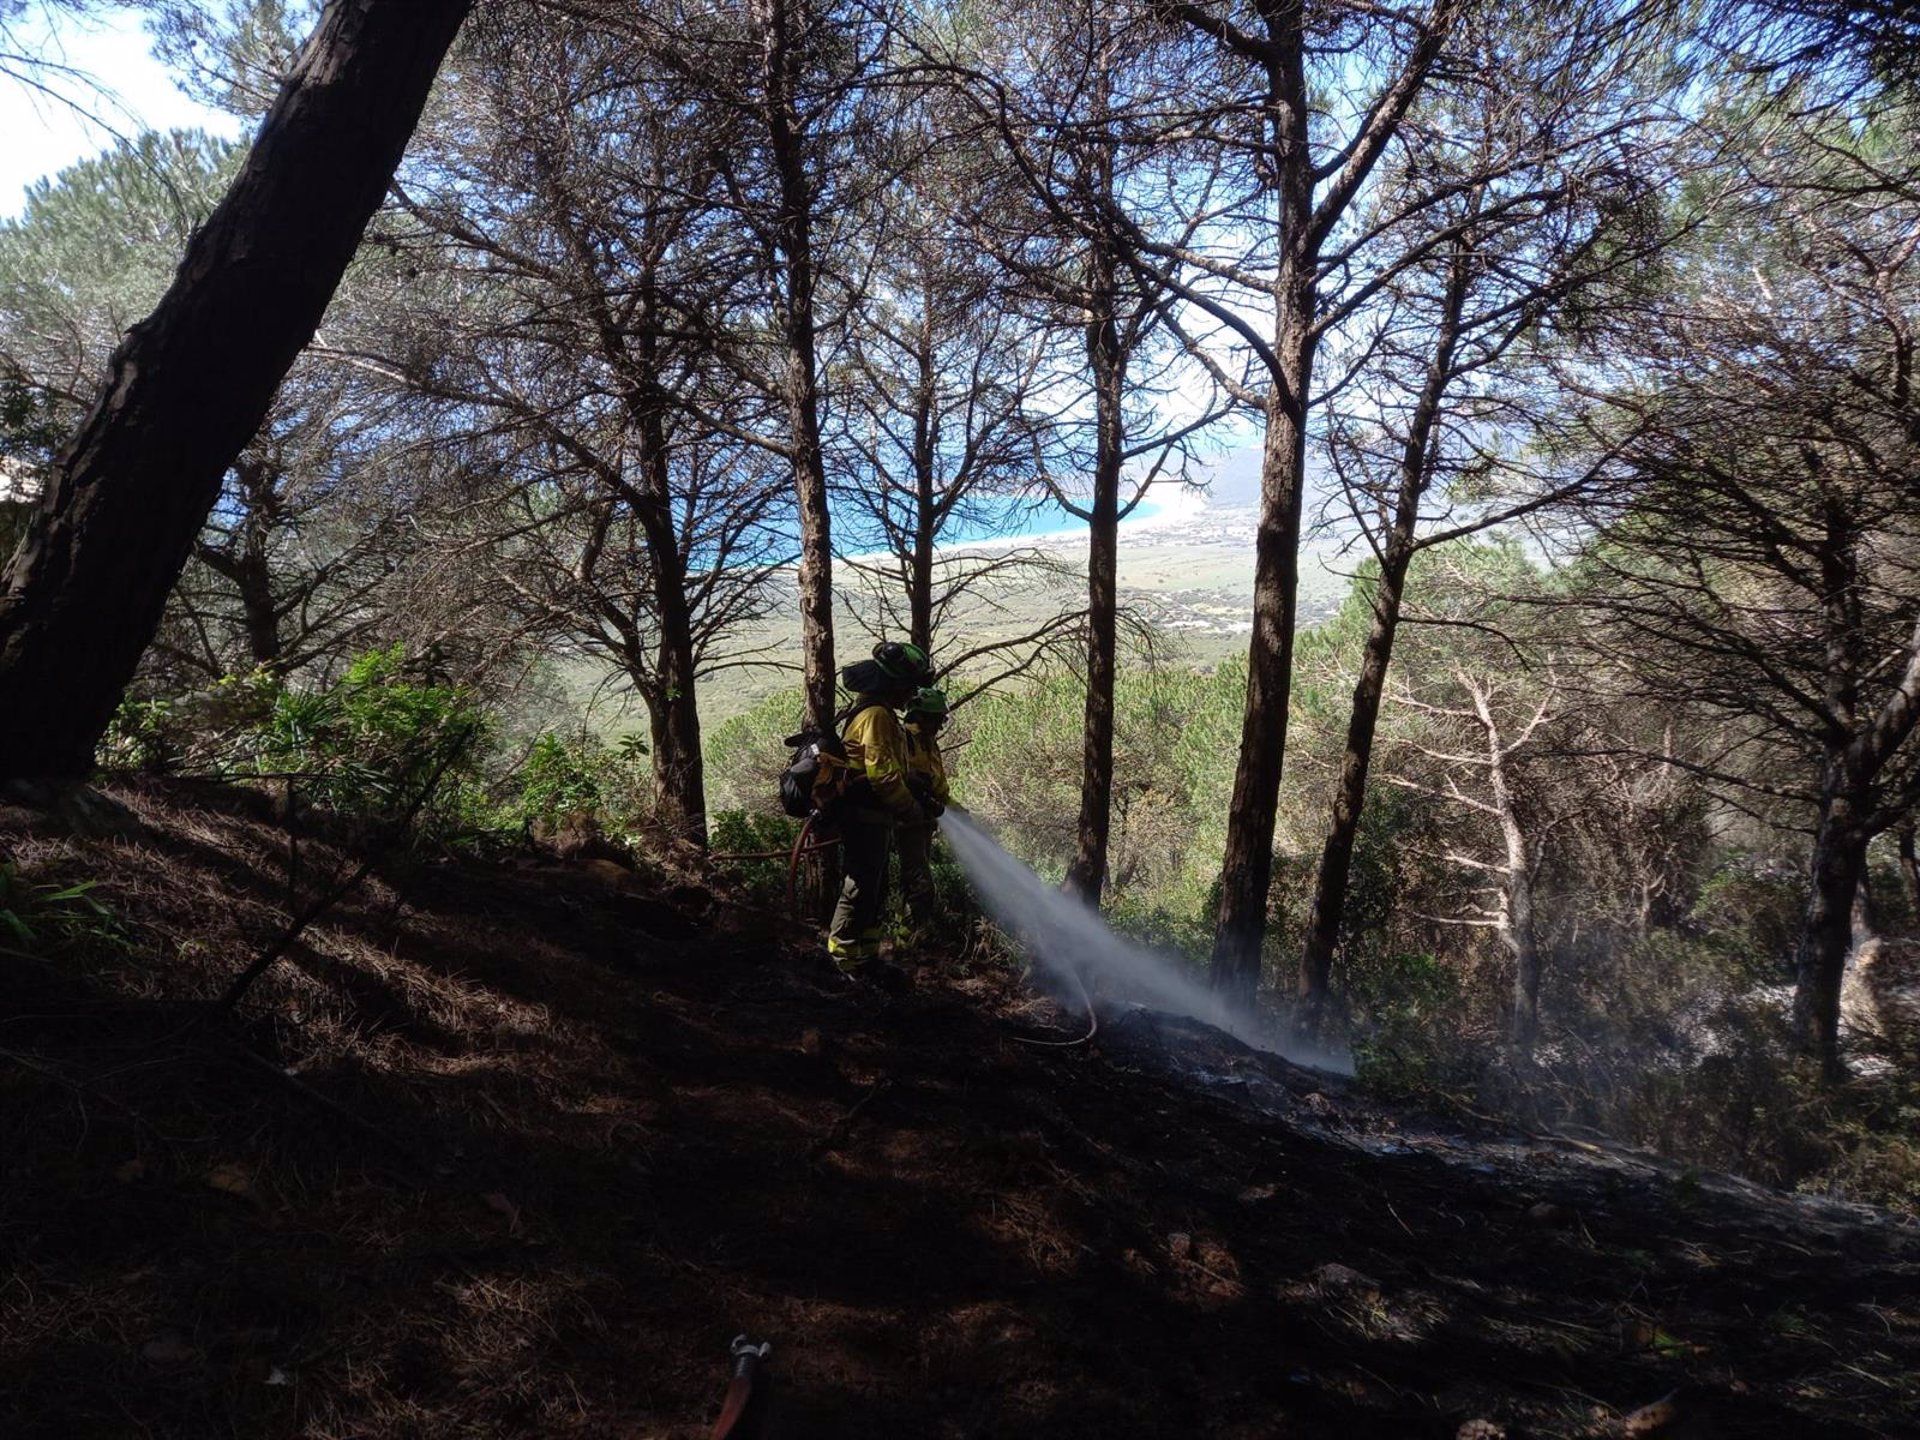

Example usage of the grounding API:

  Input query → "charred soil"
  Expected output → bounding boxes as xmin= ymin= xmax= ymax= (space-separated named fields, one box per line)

xmin=1 ymin=781 xmax=1915 ymax=1438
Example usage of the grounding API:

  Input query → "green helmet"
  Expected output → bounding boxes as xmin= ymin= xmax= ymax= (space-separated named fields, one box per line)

xmin=872 ymin=640 xmax=932 ymax=683
xmin=907 ymin=686 xmax=948 ymax=718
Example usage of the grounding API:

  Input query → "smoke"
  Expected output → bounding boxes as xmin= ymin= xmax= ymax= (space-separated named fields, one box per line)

xmin=939 ymin=811 xmax=1350 ymax=1074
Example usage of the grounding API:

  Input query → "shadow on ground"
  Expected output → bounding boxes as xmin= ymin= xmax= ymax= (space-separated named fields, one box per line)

xmin=1 ymin=779 xmax=1915 ymax=1438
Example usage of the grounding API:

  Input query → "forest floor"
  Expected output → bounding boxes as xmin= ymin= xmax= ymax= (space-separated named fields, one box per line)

xmin=2 ymin=780 xmax=1916 ymax=1439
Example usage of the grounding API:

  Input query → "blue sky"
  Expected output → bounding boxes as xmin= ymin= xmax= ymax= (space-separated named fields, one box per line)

xmin=1 ymin=5 xmax=240 ymax=218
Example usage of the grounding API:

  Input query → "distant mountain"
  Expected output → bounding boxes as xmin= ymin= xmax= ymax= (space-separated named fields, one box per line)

xmin=1191 ymin=445 xmax=1265 ymax=508
xmin=1184 ymin=443 xmax=1336 ymax=515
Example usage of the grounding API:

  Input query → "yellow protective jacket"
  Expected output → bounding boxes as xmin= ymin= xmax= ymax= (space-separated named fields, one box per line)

xmin=904 ymin=723 xmax=950 ymax=806
xmin=838 ymin=702 xmax=922 ymax=823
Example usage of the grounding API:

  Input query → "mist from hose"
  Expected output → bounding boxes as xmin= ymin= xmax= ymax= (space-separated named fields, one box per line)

xmin=939 ymin=811 xmax=1352 ymax=1074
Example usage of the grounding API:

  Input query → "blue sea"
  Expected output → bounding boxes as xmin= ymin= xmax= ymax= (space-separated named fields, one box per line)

xmin=833 ymin=495 xmax=1162 ymax=549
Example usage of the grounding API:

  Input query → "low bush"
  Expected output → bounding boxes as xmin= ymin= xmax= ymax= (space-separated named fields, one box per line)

xmin=0 ymin=862 xmax=122 ymax=958
xmin=507 ymin=730 xmax=650 ymax=841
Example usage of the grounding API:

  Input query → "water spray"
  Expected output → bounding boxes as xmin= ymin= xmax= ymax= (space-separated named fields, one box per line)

xmin=939 ymin=811 xmax=1347 ymax=1072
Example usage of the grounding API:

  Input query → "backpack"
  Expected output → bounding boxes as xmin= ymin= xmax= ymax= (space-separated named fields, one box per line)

xmin=778 ymin=729 xmax=845 ymax=819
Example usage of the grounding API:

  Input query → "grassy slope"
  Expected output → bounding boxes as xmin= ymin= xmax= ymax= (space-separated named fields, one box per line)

xmin=2 ymin=782 xmax=1915 ymax=1438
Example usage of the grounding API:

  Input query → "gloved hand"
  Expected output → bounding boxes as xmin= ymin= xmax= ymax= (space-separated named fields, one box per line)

xmin=921 ymin=796 xmax=946 ymax=820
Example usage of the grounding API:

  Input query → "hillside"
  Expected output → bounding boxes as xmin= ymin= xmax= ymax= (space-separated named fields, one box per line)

xmin=2 ymin=782 xmax=1915 ymax=1438
xmin=554 ymin=502 xmax=1358 ymax=732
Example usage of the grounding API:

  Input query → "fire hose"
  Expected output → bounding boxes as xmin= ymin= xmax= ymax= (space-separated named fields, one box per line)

xmin=709 ymin=1334 xmax=772 ymax=1439
xmin=705 ymin=816 xmax=842 ymax=914
xmin=784 ymin=812 xmax=840 ymax=911
xmin=1011 ymin=958 xmax=1098 ymax=1048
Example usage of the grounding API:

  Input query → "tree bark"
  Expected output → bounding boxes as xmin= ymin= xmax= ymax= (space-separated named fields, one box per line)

xmin=1294 ymin=546 xmax=1408 ymax=1014
xmin=1794 ymin=764 xmax=1869 ymax=1078
xmin=1793 ymin=495 xmax=1873 ymax=1075
xmin=906 ymin=297 xmax=937 ymax=654
xmin=1295 ymin=239 xmax=1470 ymax=1019
xmin=1852 ymin=866 xmax=1877 ymax=948
xmin=1790 ymin=616 xmax=1920 ymax=1071
xmin=756 ymin=0 xmax=837 ymax=737
xmin=591 ymin=235 xmax=711 ymax=847
xmin=236 ymin=550 xmax=281 ymax=671
xmin=1208 ymin=11 xmax=1315 ymax=1009
xmin=0 ymin=0 xmax=472 ymax=779
xmin=1064 ymin=267 xmax=1124 ymax=904
xmin=632 ymin=407 xmax=707 ymax=847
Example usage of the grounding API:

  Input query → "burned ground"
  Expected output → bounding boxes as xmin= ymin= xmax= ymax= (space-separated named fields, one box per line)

xmin=1 ymin=781 xmax=1915 ymax=1438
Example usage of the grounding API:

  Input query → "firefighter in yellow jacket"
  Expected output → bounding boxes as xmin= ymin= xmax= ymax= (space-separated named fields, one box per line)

xmin=898 ymin=687 xmax=951 ymax=928
xmin=825 ymin=641 xmax=935 ymax=975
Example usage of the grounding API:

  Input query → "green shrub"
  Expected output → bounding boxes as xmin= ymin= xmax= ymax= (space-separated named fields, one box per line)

xmin=510 ymin=730 xmax=649 ymax=836
xmin=253 ymin=645 xmax=488 ymax=833
xmin=98 ymin=694 xmax=186 ymax=774
xmin=708 ymin=809 xmax=805 ymax=902
xmin=98 ymin=668 xmax=283 ymax=775
xmin=1692 ymin=858 xmax=1806 ymax=969
xmin=0 ymin=862 xmax=121 ymax=956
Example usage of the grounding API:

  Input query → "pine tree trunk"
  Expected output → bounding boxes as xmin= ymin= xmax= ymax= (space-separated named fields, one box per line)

xmin=644 ymin=666 xmax=706 ymax=848
xmin=1296 ymin=238 xmax=1469 ymax=1021
xmin=632 ymin=423 xmax=706 ymax=847
xmin=0 ymin=0 xmax=472 ymax=779
xmin=1064 ymin=273 xmax=1124 ymax=905
xmin=237 ymin=555 xmax=281 ymax=672
xmin=596 ymin=249 xmax=710 ymax=847
xmin=1794 ymin=770 xmax=1869 ymax=1079
xmin=1209 ymin=351 xmax=1312 ymax=1007
xmin=1852 ymin=867 xmax=1877 ymax=949
xmin=1296 ymin=546 xmax=1409 ymax=1012
xmin=1208 ymin=13 xmax=1314 ymax=1010
xmin=908 ymin=299 xmax=936 ymax=655
xmin=1792 ymin=499 xmax=1881 ymax=1076
xmin=757 ymin=0 xmax=836 ymax=737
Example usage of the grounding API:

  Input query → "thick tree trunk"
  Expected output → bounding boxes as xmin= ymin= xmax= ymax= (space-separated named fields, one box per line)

xmin=644 ymin=660 xmax=705 ymax=846
xmin=236 ymin=552 xmax=281 ymax=671
xmin=1792 ymin=500 xmax=1881 ymax=1076
xmin=907 ymin=453 xmax=934 ymax=657
xmin=1209 ymin=16 xmax=1314 ymax=1010
xmin=1209 ymin=352 xmax=1312 ymax=1007
xmin=1065 ymin=492 xmax=1119 ymax=904
xmin=1852 ymin=866 xmax=1877 ymax=949
xmin=1067 ymin=337 xmax=1121 ymax=902
xmin=193 ymin=532 xmax=282 ymax=673
xmin=633 ymin=423 xmax=706 ymax=847
xmin=757 ymin=0 xmax=836 ymax=737
xmin=0 ymin=0 xmax=471 ymax=779
xmin=1064 ymin=275 xmax=1124 ymax=905
xmin=908 ymin=524 xmax=934 ymax=654
xmin=597 ymin=250 xmax=710 ymax=847
xmin=1504 ymin=862 xmax=1542 ymax=1058
xmin=1794 ymin=772 xmax=1869 ymax=1078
